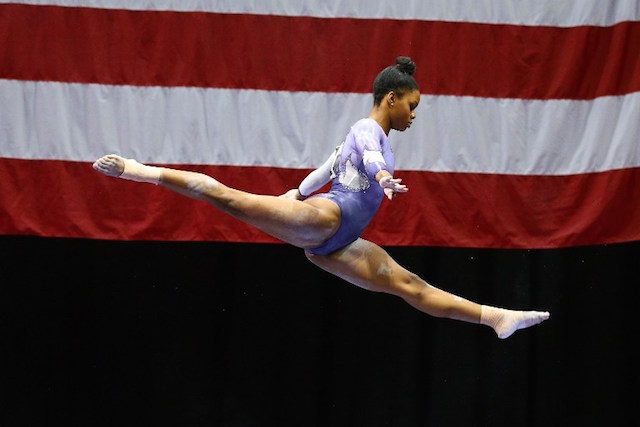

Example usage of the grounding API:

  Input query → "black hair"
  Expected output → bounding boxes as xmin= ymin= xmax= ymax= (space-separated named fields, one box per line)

xmin=372 ymin=56 xmax=419 ymax=106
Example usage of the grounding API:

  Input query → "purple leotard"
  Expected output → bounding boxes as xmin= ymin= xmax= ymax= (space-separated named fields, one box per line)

xmin=308 ymin=118 xmax=394 ymax=255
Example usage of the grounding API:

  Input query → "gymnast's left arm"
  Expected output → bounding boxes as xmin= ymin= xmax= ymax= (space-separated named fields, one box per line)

xmin=280 ymin=147 xmax=338 ymax=200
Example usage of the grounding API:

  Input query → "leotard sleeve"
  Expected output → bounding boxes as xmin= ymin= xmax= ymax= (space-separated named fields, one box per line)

xmin=353 ymin=120 xmax=388 ymax=177
xmin=298 ymin=146 xmax=340 ymax=197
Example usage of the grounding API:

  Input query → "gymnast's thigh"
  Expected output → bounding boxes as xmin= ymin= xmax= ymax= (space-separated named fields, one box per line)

xmin=306 ymin=238 xmax=402 ymax=292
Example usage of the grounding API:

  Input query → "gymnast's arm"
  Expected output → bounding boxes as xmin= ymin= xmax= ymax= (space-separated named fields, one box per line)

xmin=361 ymin=143 xmax=408 ymax=200
xmin=280 ymin=148 xmax=338 ymax=200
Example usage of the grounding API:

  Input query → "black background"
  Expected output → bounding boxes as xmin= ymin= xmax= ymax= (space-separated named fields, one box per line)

xmin=1 ymin=236 xmax=638 ymax=426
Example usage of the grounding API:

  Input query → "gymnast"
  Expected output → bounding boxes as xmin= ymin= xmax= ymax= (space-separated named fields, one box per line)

xmin=93 ymin=56 xmax=549 ymax=339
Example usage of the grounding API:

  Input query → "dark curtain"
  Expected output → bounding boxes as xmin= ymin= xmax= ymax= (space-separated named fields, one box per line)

xmin=1 ymin=236 xmax=638 ymax=426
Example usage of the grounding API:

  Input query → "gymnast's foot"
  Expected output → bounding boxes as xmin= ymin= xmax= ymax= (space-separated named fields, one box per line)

xmin=93 ymin=154 xmax=125 ymax=177
xmin=480 ymin=306 xmax=550 ymax=339
xmin=93 ymin=154 xmax=161 ymax=184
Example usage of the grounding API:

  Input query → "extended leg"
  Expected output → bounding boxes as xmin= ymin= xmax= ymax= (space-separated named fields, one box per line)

xmin=306 ymin=238 xmax=549 ymax=339
xmin=93 ymin=154 xmax=340 ymax=248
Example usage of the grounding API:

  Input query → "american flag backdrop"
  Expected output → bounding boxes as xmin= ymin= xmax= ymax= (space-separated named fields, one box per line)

xmin=3 ymin=3 xmax=640 ymax=426
xmin=1 ymin=0 xmax=639 ymax=249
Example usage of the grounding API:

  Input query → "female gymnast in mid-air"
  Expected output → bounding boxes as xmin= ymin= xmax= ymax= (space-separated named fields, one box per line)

xmin=93 ymin=56 xmax=549 ymax=339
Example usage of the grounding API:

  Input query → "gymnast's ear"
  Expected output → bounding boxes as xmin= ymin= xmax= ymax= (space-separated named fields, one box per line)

xmin=387 ymin=91 xmax=396 ymax=107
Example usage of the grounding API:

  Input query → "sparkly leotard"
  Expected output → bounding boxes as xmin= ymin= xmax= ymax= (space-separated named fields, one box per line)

xmin=308 ymin=118 xmax=395 ymax=255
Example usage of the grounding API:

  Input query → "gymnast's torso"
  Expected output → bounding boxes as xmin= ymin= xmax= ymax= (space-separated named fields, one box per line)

xmin=308 ymin=118 xmax=395 ymax=255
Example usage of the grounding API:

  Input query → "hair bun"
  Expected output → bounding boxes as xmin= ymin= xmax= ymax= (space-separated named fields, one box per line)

xmin=395 ymin=56 xmax=416 ymax=76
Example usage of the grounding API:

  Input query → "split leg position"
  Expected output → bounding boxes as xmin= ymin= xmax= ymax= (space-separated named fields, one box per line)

xmin=307 ymin=238 xmax=549 ymax=339
xmin=93 ymin=154 xmax=342 ymax=249
xmin=93 ymin=154 xmax=549 ymax=339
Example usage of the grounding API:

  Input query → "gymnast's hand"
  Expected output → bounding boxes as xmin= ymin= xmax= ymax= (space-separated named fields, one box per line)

xmin=379 ymin=175 xmax=408 ymax=200
xmin=279 ymin=188 xmax=305 ymax=200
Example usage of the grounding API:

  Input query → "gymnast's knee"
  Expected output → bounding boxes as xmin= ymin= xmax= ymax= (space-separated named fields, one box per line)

xmin=392 ymin=271 xmax=425 ymax=300
xmin=184 ymin=173 xmax=219 ymax=198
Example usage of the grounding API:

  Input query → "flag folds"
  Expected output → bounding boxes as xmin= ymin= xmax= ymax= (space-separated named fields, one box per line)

xmin=1 ymin=0 xmax=639 ymax=248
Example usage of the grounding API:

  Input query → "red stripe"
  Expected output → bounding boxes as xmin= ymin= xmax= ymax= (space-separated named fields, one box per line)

xmin=1 ymin=158 xmax=638 ymax=248
xmin=368 ymin=168 xmax=640 ymax=248
xmin=1 ymin=4 xmax=639 ymax=99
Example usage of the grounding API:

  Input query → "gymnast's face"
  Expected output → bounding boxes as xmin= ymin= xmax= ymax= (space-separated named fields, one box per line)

xmin=389 ymin=89 xmax=420 ymax=132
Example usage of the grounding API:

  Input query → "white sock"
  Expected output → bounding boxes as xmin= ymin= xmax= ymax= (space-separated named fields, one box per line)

xmin=120 ymin=158 xmax=162 ymax=185
xmin=480 ymin=305 xmax=550 ymax=339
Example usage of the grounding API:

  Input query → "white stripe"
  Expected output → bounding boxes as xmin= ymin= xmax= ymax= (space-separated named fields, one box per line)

xmin=0 ymin=79 xmax=364 ymax=168
xmin=3 ymin=0 xmax=640 ymax=27
xmin=403 ymin=92 xmax=640 ymax=174
xmin=1 ymin=79 xmax=639 ymax=175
